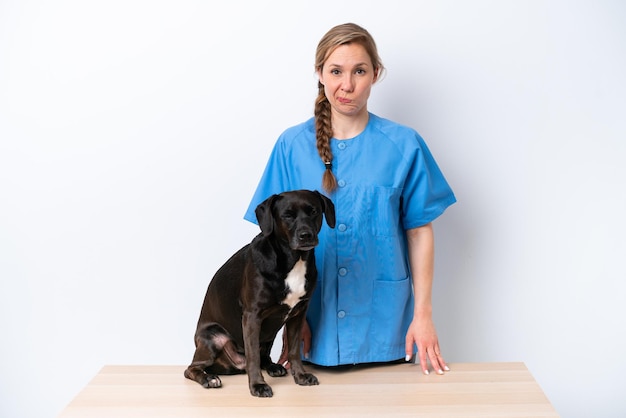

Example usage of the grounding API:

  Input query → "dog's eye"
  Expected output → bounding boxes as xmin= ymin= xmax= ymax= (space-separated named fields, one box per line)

xmin=282 ymin=211 xmax=296 ymax=220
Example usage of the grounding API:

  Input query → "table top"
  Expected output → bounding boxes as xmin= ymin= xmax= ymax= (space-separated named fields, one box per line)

xmin=57 ymin=362 xmax=559 ymax=417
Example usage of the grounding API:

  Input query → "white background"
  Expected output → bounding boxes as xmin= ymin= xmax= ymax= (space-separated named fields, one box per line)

xmin=1 ymin=1 xmax=625 ymax=417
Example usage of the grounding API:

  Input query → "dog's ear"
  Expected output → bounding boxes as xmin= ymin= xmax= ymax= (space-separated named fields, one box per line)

xmin=255 ymin=194 xmax=280 ymax=235
xmin=315 ymin=191 xmax=336 ymax=228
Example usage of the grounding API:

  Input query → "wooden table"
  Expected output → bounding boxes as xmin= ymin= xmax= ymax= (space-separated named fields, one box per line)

xmin=57 ymin=362 xmax=559 ymax=417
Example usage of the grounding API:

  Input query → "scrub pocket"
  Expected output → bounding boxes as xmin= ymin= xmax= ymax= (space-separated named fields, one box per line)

xmin=371 ymin=276 xmax=413 ymax=348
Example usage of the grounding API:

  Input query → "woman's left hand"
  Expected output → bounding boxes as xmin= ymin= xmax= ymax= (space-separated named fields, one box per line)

xmin=405 ymin=316 xmax=449 ymax=375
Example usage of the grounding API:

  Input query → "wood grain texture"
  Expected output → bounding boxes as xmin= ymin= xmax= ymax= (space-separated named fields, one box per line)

xmin=58 ymin=362 xmax=559 ymax=417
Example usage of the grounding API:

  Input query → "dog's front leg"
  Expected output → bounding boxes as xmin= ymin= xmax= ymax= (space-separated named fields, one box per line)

xmin=242 ymin=310 xmax=273 ymax=397
xmin=285 ymin=313 xmax=319 ymax=386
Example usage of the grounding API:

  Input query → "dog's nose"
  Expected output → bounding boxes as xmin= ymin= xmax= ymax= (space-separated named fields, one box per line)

xmin=298 ymin=231 xmax=313 ymax=242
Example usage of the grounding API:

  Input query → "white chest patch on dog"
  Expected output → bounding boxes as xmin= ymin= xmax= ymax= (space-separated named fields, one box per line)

xmin=283 ymin=258 xmax=307 ymax=309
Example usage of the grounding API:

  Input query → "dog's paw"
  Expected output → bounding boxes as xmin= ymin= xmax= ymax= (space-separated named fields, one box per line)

xmin=201 ymin=374 xmax=222 ymax=389
xmin=266 ymin=363 xmax=288 ymax=377
xmin=250 ymin=383 xmax=273 ymax=398
xmin=294 ymin=372 xmax=319 ymax=386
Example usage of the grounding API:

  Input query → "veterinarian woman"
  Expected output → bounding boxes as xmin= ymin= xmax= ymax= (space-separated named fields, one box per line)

xmin=244 ymin=23 xmax=456 ymax=376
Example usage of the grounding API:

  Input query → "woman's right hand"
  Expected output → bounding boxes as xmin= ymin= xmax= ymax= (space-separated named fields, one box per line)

xmin=278 ymin=320 xmax=311 ymax=369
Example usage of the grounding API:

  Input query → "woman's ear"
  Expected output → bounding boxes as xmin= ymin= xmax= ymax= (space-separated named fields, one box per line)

xmin=316 ymin=68 xmax=324 ymax=85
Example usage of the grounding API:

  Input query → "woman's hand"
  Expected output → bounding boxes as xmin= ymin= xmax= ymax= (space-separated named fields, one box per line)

xmin=278 ymin=320 xmax=311 ymax=369
xmin=405 ymin=223 xmax=449 ymax=375
xmin=405 ymin=315 xmax=449 ymax=375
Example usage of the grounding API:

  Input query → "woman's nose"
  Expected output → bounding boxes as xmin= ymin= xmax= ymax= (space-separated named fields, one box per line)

xmin=341 ymin=74 xmax=354 ymax=92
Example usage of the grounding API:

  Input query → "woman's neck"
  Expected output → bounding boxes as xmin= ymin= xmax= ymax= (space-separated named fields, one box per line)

xmin=332 ymin=109 xmax=369 ymax=140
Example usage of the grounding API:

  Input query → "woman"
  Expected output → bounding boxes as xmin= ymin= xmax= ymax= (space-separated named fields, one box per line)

xmin=244 ymin=23 xmax=455 ymax=375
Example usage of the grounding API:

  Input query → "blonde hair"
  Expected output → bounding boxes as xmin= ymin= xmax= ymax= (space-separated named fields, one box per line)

xmin=314 ymin=23 xmax=385 ymax=193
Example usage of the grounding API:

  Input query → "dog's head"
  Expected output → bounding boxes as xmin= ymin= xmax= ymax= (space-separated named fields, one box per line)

xmin=255 ymin=190 xmax=336 ymax=250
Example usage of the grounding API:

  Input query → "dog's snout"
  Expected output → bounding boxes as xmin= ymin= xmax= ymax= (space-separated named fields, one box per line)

xmin=291 ymin=227 xmax=318 ymax=251
xmin=298 ymin=230 xmax=313 ymax=241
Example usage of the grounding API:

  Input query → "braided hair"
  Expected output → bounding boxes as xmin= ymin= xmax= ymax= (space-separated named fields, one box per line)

xmin=314 ymin=23 xmax=384 ymax=193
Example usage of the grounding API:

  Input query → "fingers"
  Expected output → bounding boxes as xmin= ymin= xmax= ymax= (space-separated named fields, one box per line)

xmin=277 ymin=350 xmax=288 ymax=367
xmin=279 ymin=321 xmax=312 ymax=369
xmin=418 ymin=348 xmax=430 ymax=375
xmin=405 ymin=334 xmax=416 ymax=364
xmin=438 ymin=348 xmax=450 ymax=373
xmin=427 ymin=345 xmax=445 ymax=375
xmin=277 ymin=329 xmax=289 ymax=367
xmin=407 ymin=338 xmax=450 ymax=375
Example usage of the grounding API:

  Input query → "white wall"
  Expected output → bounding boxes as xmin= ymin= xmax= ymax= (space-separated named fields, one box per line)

xmin=1 ymin=1 xmax=624 ymax=417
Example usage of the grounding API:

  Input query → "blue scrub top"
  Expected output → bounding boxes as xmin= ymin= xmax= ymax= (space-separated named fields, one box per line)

xmin=244 ymin=113 xmax=456 ymax=366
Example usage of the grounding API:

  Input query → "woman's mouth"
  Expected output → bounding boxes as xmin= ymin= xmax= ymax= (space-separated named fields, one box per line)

xmin=337 ymin=97 xmax=351 ymax=104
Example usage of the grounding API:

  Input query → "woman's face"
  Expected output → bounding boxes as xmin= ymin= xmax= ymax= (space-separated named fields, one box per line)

xmin=317 ymin=43 xmax=378 ymax=118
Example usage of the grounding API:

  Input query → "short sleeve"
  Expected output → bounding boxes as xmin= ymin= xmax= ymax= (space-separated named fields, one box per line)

xmin=401 ymin=133 xmax=456 ymax=229
xmin=243 ymin=136 xmax=291 ymax=225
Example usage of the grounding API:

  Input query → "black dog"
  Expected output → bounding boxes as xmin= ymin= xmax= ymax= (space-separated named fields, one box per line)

xmin=184 ymin=190 xmax=335 ymax=397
